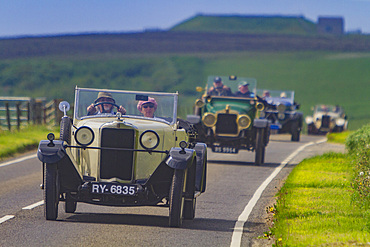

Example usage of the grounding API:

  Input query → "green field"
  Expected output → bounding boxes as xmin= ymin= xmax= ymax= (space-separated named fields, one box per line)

xmin=1 ymin=51 xmax=369 ymax=130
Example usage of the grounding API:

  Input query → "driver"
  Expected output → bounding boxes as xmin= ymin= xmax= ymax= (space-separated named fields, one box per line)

xmin=87 ymin=92 xmax=126 ymax=115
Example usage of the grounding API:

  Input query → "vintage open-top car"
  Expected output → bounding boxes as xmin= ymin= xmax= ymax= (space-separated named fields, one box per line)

xmin=37 ymin=87 xmax=207 ymax=227
xmin=305 ymin=104 xmax=348 ymax=134
xmin=257 ymin=89 xmax=303 ymax=142
xmin=187 ymin=75 xmax=270 ymax=165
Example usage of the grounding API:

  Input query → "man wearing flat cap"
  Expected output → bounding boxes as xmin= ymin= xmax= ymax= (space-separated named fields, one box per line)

xmin=208 ymin=77 xmax=232 ymax=96
xmin=235 ymin=81 xmax=254 ymax=98
xmin=87 ymin=91 xmax=126 ymax=115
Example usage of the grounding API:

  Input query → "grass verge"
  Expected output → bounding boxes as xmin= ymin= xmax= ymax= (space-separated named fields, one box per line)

xmin=0 ymin=125 xmax=59 ymax=160
xmin=327 ymin=131 xmax=351 ymax=145
xmin=269 ymin=152 xmax=370 ymax=246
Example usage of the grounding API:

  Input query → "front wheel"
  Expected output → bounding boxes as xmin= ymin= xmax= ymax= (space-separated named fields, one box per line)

xmin=44 ymin=163 xmax=59 ymax=220
xmin=255 ymin=128 xmax=265 ymax=165
xmin=169 ymin=169 xmax=185 ymax=227
xmin=291 ymin=121 xmax=300 ymax=142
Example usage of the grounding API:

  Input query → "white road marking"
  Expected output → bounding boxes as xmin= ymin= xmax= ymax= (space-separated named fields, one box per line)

xmin=22 ymin=200 xmax=44 ymax=210
xmin=230 ymin=138 xmax=326 ymax=247
xmin=0 ymin=154 xmax=37 ymax=168
xmin=0 ymin=215 xmax=15 ymax=224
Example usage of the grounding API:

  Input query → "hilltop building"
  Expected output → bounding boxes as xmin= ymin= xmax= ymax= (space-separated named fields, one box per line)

xmin=317 ymin=17 xmax=344 ymax=35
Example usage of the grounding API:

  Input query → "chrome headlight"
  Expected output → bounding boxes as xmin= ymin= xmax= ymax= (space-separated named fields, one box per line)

xmin=75 ymin=126 xmax=94 ymax=146
xmin=278 ymin=113 xmax=285 ymax=120
xmin=277 ymin=103 xmax=286 ymax=113
xmin=202 ymin=113 xmax=217 ymax=127
xmin=140 ymin=130 xmax=160 ymax=150
xmin=336 ymin=118 xmax=345 ymax=126
xmin=305 ymin=116 xmax=313 ymax=124
xmin=237 ymin=115 xmax=251 ymax=128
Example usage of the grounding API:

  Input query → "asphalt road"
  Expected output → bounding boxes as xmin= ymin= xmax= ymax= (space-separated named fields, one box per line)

xmin=0 ymin=134 xmax=344 ymax=247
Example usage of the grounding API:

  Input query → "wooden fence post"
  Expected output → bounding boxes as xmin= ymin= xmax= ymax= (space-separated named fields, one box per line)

xmin=16 ymin=102 xmax=21 ymax=130
xmin=5 ymin=102 xmax=11 ymax=131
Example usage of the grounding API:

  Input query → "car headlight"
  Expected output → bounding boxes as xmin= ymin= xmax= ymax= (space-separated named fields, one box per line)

xmin=195 ymin=99 xmax=205 ymax=108
xmin=277 ymin=103 xmax=286 ymax=113
xmin=202 ymin=113 xmax=217 ymax=127
xmin=237 ymin=115 xmax=251 ymax=128
xmin=255 ymin=102 xmax=264 ymax=111
xmin=140 ymin=130 xmax=160 ymax=150
xmin=75 ymin=126 xmax=94 ymax=146
xmin=278 ymin=113 xmax=285 ymax=120
xmin=305 ymin=116 xmax=313 ymax=124
xmin=336 ymin=118 xmax=345 ymax=126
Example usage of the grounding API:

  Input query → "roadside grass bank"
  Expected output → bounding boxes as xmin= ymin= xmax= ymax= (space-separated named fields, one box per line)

xmin=270 ymin=152 xmax=369 ymax=246
xmin=269 ymin=128 xmax=370 ymax=246
xmin=0 ymin=125 xmax=58 ymax=160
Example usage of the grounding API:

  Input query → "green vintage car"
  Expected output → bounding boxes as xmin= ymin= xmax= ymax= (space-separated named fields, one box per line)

xmin=187 ymin=76 xmax=270 ymax=165
xmin=37 ymin=87 xmax=207 ymax=227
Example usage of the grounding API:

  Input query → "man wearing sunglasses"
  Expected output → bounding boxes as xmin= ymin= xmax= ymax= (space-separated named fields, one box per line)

xmin=87 ymin=92 xmax=126 ymax=115
xmin=137 ymin=97 xmax=158 ymax=118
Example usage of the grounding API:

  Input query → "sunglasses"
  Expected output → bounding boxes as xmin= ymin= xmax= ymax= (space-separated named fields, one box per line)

xmin=143 ymin=104 xmax=154 ymax=109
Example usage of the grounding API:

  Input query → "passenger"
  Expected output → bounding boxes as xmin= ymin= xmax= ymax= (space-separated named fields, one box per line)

xmin=87 ymin=92 xmax=126 ymax=115
xmin=137 ymin=97 xmax=157 ymax=118
xmin=235 ymin=81 xmax=254 ymax=98
xmin=262 ymin=90 xmax=271 ymax=99
xmin=207 ymin=77 xmax=232 ymax=96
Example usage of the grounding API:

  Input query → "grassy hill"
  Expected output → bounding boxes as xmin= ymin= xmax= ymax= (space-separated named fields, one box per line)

xmin=0 ymin=15 xmax=369 ymax=131
xmin=170 ymin=15 xmax=317 ymax=35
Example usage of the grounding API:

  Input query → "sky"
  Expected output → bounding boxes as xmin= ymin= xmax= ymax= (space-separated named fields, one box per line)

xmin=0 ymin=0 xmax=369 ymax=38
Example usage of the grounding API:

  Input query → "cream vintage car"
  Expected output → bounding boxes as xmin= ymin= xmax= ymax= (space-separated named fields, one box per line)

xmin=37 ymin=87 xmax=207 ymax=227
xmin=306 ymin=104 xmax=348 ymax=134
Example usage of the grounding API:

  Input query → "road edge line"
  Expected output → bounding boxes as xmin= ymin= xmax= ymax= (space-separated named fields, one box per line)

xmin=0 ymin=215 xmax=15 ymax=224
xmin=230 ymin=140 xmax=323 ymax=247
xmin=0 ymin=154 xmax=37 ymax=168
xmin=22 ymin=200 xmax=44 ymax=210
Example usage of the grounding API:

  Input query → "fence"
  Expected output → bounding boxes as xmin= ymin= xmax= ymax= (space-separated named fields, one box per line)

xmin=0 ymin=97 xmax=63 ymax=131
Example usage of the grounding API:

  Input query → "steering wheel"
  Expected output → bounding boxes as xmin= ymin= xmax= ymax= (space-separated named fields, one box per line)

xmin=94 ymin=102 xmax=120 ymax=113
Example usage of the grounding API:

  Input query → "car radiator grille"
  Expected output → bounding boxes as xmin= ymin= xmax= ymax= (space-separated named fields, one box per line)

xmin=100 ymin=128 xmax=135 ymax=180
xmin=321 ymin=115 xmax=331 ymax=128
xmin=216 ymin=114 xmax=238 ymax=134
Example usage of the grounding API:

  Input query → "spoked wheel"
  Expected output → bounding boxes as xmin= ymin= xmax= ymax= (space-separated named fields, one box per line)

xmin=65 ymin=193 xmax=77 ymax=213
xmin=44 ymin=163 xmax=60 ymax=220
xmin=169 ymin=169 xmax=185 ymax=227
xmin=255 ymin=128 xmax=265 ymax=165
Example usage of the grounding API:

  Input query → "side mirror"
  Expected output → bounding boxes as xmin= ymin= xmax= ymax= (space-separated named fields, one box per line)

xmin=59 ymin=101 xmax=70 ymax=117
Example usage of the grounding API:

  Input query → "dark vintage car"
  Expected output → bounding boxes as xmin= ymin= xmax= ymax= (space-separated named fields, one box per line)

xmin=257 ymin=89 xmax=303 ymax=142
xmin=37 ymin=87 xmax=207 ymax=227
xmin=187 ymin=76 xmax=270 ymax=165
xmin=305 ymin=104 xmax=348 ymax=134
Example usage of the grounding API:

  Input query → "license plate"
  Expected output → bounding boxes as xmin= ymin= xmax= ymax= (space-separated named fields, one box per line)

xmin=91 ymin=182 xmax=138 ymax=196
xmin=212 ymin=146 xmax=238 ymax=154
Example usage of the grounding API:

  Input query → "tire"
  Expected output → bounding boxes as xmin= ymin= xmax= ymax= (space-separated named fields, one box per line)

xmin=183 ymin=160 xmax=196 ymax=220
xmin=255 ymin=128 xmax=265 ymax=165
xmin=65 ymin=193 xmax=77 ymax=213
xmin=291 ymin=121 xmax=300 ymax=142
xmin=60 ymin=117 xmax=71 ymax=144
xmin=44 ymin=163 xmax=59 ymax=220
xmin=169 ymin=169 xmax=185 ymax=227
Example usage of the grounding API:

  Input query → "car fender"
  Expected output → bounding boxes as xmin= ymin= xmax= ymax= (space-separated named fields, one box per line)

xmin=37 ymin=140 xmax=66 ymax=164
xmin=166 ymin=147 xmax=196 ymax=170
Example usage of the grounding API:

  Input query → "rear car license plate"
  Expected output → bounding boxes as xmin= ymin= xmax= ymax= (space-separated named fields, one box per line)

xmin=212 ymin=146 xmax=238 ymax=154
xmin=91 ymin=182 xmax=138 ymax=196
